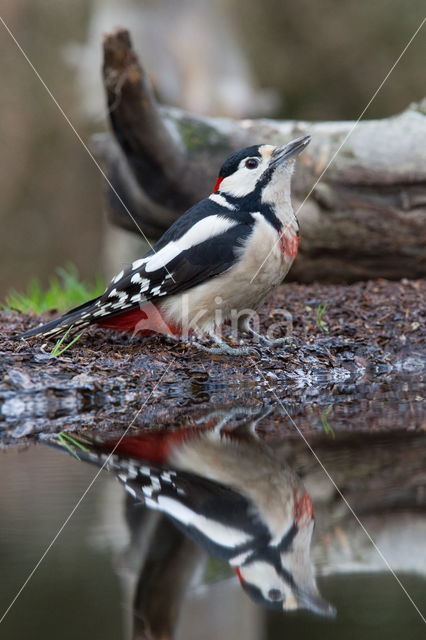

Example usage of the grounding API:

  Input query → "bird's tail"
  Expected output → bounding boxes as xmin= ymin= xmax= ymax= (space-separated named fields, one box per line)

xmin=18 ymin=296 xmax=102 ymax=340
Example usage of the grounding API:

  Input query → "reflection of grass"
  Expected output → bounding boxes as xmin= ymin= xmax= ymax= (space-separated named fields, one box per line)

xmin=321 ymin=405 xmax=335 ymax=437
xmin=56 ymin=432 xmax=89 ymax=460
xmin=51 ymin=327 xmax=83 ymax=357
xmin=316 ymin=302 xmax=329 ymax=332
xmin=203 ymin=555 xmax=233 ymax=582
xmin=4 ymin=264 xmax=104 ymax=313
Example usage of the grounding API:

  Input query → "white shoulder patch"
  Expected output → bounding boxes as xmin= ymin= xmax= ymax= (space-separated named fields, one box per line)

xmin=156 ymin=495 xmax=253 ymax=548
xmin=144 ymin=215 xmax=237 ymax=273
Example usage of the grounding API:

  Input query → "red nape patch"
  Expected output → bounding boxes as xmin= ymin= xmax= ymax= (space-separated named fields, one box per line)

xmin=102 ymin=427 xmax=206 ymax=465
xmin=293 ymin=491 xmax=314 ymax=527
xmin=280 ymin=232 xmax=300 ymax=261
xmin=234 ymin=567 xmax=244 ymax=583
xmin=212 ymin=176 xmax=223 ymax=193
xmin=96 ymin=303 xmax=180 ymax=337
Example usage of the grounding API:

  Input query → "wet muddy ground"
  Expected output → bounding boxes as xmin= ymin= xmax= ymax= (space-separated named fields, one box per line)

xmin=1 ymin=279 xmax=424 ymax=444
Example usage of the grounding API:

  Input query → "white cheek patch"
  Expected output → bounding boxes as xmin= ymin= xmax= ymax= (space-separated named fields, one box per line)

xmin=144 ymin=216 xmax=237 ymax=273
xmin=239 ymin=561 xmax=284 ymax=600
xmin=220 ymin=167 xmax=261 ymax=198
xmin=239 ymin=560 xmax=296 ymax=605
xmin=220 ymin=151 xmax=271 ymax=198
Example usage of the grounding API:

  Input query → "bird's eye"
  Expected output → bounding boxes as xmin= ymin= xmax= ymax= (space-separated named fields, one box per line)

xmin=245 ymin=158 xmax=259 ymax=169
xmin=268 ymin=588 xmax=283 ymax=601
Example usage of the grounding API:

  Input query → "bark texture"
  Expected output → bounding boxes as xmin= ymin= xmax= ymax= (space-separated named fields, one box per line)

xmin=94 ymin=29 xmax=426 ymax=282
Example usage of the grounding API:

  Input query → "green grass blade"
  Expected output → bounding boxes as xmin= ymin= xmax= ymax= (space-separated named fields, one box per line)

xmin=51 ymin=329 xmax=83 ymax=357
xmin=320 ymin=405 xmax=335 ymax=438
xmin=3 ymin=264 xmax=104 ymax=313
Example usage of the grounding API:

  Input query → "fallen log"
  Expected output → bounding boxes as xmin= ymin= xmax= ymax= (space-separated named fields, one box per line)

xmin=94 ymin=29 xmax=426 ymax=282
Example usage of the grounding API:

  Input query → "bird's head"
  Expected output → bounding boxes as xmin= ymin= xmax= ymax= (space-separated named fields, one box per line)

xmin=213 ymin=136 xmax=311 ymax=207
xmin=235 ymin=557 xmax=335 ymax=617
xmin=234 ymin=496 xmax=335 ymax=618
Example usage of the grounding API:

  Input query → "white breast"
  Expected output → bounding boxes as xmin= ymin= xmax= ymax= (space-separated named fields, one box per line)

xmin=169 ymin=434 xmax=300 ymax=542
xmin=160 ymin=214 xmax=294 ymax=334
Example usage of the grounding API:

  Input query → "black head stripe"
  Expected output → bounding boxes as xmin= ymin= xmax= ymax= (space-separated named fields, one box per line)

xmin=240 ymin=581 xmax=283 ymax=610
xmin=278 ymin=522 xmax=298 ymax=553
xmin=219 ymin=145 xmax=262 ymax=178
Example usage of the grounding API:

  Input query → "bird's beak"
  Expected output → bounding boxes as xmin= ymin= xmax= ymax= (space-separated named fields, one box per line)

xmin=291 ymin=587 xmax=336 ymax=618
xmin=271 ymin=135 xmax=311 ymax=167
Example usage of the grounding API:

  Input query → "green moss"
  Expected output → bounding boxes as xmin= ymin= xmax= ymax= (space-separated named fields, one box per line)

xmin=177 ymin=117 xmax=229 ymax=152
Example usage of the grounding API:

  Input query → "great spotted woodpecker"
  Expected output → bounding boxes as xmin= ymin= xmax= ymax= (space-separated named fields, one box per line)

xmin=53 ymin=414 xmax=334 ymax=616
xmin=20 ymin=136 xmax=310 ymax=355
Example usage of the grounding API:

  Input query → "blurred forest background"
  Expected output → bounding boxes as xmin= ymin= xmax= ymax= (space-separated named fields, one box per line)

xmin=1 ymin=0 xmax=425 ymax=298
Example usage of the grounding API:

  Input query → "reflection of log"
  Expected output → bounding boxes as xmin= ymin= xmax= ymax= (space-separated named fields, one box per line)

xmin=282 ymin=431 xmax=426 ymax=512
xmin=95 ymin=28 xmax=426 ymax=282
xmin=285 ymin=432 xmax=426 ymax=575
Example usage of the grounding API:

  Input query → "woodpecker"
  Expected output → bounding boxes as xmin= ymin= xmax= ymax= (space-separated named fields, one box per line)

xmin=53 ymin=414 xmax=334 ymax=616
xmin=20 ymin=136 xmax=310 ymax=355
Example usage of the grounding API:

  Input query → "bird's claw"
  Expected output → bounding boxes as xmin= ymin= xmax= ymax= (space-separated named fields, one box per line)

xmin=259 ymin=335 xmax=295 ymax=349
xmin=245 ymin=328 xmax=295 ymax=350
xmin=191 ymin=338 xmax=259 ymax=357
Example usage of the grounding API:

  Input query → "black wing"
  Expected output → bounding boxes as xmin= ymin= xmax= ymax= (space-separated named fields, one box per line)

xmin=98 ymin=198 xmax=255 ymax=313
xmin=122 ymin=465 xmax=271 ymax=562
xmin=48 ymin=436 xmax=269 ymax=562
xmin=19 ymin=198 xmax=254 ymax=338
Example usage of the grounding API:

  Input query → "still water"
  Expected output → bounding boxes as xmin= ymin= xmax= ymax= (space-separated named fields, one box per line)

xmin=1 ymin=395 xmax=425 ymax=640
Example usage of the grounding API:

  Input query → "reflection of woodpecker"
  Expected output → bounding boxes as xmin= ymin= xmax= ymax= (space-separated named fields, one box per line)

xmin=53 ymin=412 xmax=334 ymax=616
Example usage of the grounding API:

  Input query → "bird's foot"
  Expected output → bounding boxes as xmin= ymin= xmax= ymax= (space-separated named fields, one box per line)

xmin=163 ymin=332 xmax=259 ymax=357
xmin=246 ymin=327 xmax=295 ymax=349
xmin=191 ymin=333 xmax=259 ymax=357
xmin=195 ymin=405 xmax=273 ymax=435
